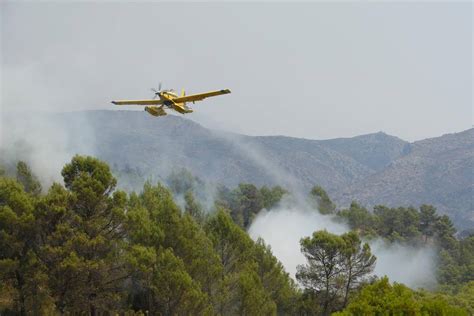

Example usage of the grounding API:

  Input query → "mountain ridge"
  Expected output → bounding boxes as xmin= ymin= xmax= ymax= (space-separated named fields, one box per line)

xmin=2 ymin=110 xmax=472 ymax=229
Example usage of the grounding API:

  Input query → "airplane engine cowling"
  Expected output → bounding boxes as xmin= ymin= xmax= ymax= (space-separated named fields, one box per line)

xmin=145 ymin=106 xmax=167 ymax=117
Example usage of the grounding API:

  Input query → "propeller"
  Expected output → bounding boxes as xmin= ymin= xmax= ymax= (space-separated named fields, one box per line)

xmin=151 ymin=82 xmax=163 ymax=99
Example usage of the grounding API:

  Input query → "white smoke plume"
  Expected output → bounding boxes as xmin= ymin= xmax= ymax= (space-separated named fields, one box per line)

xmin=248 ymin=200 xmax=348 ymax=278
xmin=0 ymin=111 xmax=97 ymax=188
xmin=214 ymin=131 xmax=306 ymax=198
xmin=248 ymin=202 xmax=438 ymax=289
xmin=371 ymin=240 xmax=437 ymax=289
xmin=1 ymin=37 xmax=100 ymax=189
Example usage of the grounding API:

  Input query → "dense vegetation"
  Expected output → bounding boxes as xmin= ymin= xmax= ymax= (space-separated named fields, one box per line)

xmin=336 ymin=202 xmax=474 ymax=289
xmin=0 ymin=156 xmax=472 ymax=315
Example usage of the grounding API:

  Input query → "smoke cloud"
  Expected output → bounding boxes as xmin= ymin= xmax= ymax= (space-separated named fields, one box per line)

xmin=371 ymin=240 xmax=437 ymax=289
xmin=0 ymin=112 xmax=97 ymax=188
xmin=248 ymin=204 xmax=437 ymax=289
xmin=213 ymin=131 xmax=308 ymax=200
xmin=248 ymin=201 xmax=348 ymax=277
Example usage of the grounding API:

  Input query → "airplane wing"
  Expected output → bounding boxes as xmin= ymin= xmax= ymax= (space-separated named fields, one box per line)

xmin=172 ymin=89 xmax=231 ymax=103
xmin=111 ymin=99 xmax=163 ymax=105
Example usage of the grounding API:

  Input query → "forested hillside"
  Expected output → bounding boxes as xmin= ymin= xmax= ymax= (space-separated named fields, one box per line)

xmin=0 ymin=156 xmax=472 ymax=314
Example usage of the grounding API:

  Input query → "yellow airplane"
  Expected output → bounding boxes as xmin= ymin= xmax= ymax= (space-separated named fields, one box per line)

xmin=111 ymin=84 xmax=231 ymax=116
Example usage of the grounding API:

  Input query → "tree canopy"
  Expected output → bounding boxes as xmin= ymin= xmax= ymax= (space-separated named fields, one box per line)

xmin=0 ymin=156 xmax=471 ymax=315
xmin=296 ymin=230 xmax=376 ymax=315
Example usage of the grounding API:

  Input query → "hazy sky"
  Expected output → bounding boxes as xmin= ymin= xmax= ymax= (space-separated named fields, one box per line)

xmin=1 ymin=1 xmax=472 ymax=141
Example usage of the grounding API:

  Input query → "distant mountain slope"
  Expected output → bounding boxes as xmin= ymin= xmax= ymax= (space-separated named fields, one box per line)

xmin=336 ymin=129 xmax=473 ymax=229
xmin=81 ymin=111 xmax=372 ymax=192
xmin=246 ymin=135 xmax=374 ymax=191
xmin=3 ymin=110 xmax=471 ymax=229
xmin=320 ymin=132 xmax=409 ymax=171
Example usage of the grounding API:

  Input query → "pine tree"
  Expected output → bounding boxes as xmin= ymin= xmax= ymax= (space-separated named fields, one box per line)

xmin=39 ymin=155 xmax=128 ymax=314
xmin=310 ymin=186 xmax=336 ymax=214
xmin=340 ymin=232 xmax=376 ymax=307
xmin=16 ymin=161 xmax=41 ymax=196
xmin=296 ymin=230 xmax=346 ymax=315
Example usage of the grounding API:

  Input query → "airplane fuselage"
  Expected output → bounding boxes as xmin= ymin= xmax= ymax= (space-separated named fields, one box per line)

xmin=157 ymin=91 xmax=193 ymax=114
